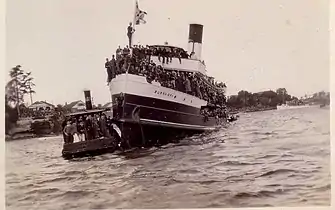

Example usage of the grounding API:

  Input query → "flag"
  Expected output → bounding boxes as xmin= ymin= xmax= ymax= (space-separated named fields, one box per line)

xmin=134 ymin=1 xmax=147 ymax=25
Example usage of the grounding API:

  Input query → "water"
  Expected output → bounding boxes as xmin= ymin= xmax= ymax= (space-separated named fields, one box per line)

xmin=6 ymin=107 xmax=330 ymax=209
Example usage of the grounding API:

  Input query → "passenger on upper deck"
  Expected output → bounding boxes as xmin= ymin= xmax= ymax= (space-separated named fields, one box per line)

xmin=127 ymin=22 xmax=135 ymax=47
xmin=106 ymin=45 xmax=227 ymax=111
xmin=116 ymin=46 xmax=122 ymax=60
xmin=105 ymin=58 xmax=112 ymax=83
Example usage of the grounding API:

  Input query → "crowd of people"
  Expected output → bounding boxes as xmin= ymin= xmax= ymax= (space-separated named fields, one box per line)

xmin=62 ymin=113 xmax=117 ymax=144
xmin=105 ymin=45 xmax=227 ymax=107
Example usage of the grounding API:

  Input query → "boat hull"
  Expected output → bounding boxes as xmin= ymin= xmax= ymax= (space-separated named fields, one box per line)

xmin=62 ymin=137 xmax=118 ymax=159
xmin=109 ymin=74 xmax=224 ymax=148
xmin=113 ymin=93 xmax=222 ymax=148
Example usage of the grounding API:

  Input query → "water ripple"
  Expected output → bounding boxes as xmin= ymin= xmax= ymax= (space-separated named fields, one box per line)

xmin=6 ymin=108 xmax=330 ymax=209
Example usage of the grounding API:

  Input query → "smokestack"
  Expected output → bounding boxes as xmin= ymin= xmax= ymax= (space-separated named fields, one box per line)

xmin=188 ymin=24 xmax=204 ymax=60
xmin=84 ymin=90 xmax=93 ymax=110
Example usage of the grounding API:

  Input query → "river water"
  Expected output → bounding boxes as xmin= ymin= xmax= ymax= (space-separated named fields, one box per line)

xmin=6 ymin=107 xmax=330 ymax=209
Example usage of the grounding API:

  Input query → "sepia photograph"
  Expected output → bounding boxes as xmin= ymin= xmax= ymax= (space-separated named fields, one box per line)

xmin=5 ymin=0 xmax=331 ymax=209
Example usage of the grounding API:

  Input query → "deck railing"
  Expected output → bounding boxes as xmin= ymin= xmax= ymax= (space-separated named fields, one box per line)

xmin=150 ymin=56 xmax=206 ymax=74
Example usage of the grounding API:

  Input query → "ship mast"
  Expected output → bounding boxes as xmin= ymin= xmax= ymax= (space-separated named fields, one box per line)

xmin=131 ymin=0 xmax=138 ymax=47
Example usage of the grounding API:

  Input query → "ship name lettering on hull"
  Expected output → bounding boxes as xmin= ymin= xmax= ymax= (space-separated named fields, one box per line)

xmin=154 ymin=90 xmax=177 ymax=99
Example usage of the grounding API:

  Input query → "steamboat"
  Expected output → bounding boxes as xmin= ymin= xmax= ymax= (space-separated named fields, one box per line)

xmin=108 ymin=1 xmax=232 ymax=149
xmin=61 ymin=1 xmax=234 ymax=159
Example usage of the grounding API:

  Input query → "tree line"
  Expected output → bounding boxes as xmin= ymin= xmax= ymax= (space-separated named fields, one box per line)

xmin=227 ymin=88 xmax=330 ymax=109
xmin=226 ymin=88 xmax=299 ymax=109
xmin=303 ymin=91 xmax=330 ymax=105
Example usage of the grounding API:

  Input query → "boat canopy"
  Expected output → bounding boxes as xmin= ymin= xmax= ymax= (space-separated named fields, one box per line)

xmin=65 ymin=109 xmax=109 ymax=117
xmin=149 ymin=45 xmax=187 ymax=53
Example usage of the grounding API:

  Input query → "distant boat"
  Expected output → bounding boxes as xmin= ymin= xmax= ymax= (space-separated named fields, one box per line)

xmin=276 ymin=104 xmax=311 ymax=110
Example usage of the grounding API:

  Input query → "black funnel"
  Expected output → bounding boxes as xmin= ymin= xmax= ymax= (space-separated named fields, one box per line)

xmin=188 ymin=24 xmax=203 ymax=44
xmin=84 ymin=90 xmax=93 ymax=110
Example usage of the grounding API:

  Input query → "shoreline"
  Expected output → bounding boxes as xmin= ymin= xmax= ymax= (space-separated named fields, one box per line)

xmin=229 ymin=106 xmax=277 ymax=114
xmin=5 ymin=132 xmax=59 ymax=141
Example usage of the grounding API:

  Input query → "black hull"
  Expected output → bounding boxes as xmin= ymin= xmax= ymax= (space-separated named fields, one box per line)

xmin=112 ymin=93 xmax=223 ymax=148
xmin=62 ymin=137 xmax=118 ymax=159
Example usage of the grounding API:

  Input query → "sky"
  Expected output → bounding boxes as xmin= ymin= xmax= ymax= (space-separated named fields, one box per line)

xmin=6 ymin=0 xmax=329 ymax=106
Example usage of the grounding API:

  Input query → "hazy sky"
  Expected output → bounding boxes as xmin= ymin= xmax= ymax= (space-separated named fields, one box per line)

xmin=6 ymin=0 xmax=329 ymax=105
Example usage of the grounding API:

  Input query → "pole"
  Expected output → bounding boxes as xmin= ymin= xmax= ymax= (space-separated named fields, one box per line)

xmin=30 ymin=92 xmax=33 ymax=105
xmin=29 ymin=83 xmax=33 ymax=105
xmin=15 ymin=79 xmax=20 ymax=118
xmin=131 ymin=0 xmax=138 ymax=47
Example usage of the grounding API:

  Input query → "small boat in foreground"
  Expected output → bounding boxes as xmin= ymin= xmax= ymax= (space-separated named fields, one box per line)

xmin=62 ymin=136 xmax=117 ymax=159
xmin=61 ymin=105 xmax=122 ymax=160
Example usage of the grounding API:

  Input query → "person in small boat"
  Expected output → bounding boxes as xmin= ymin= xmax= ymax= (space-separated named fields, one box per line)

xmin=92 ymin=114 xmax=100 ymax=138
xmin=61 ymin=117 xmax=70 ymax=143
xmin=77 ymin=120 xmax=85 ymax=141
xmin=99 ymin=114 xmax=111 ymax=138
xmin=63 ymin=120 xmax=75 ymax=144
xmin=106 ymin=115 xmax=111 ymax=128
xmin=71 ymin=120 xmax=79 ymax=142
xmin=84 ymin=115 xmax=93 ymax=140
xmin=106 ymin=115 xmax=118 ymax=137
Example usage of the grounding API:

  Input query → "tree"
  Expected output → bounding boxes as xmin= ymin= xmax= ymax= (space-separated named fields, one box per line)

xmin=6 ymin=65 xmax=36 ymax=117
xmin=237 ymin=90 xmax=253 ymax=106
xmin=276 ymin=88 xmax=288 ymax=104
xmin=276 ymin=88 xmax=287 ymax=95
xmin=22 ymin=71 xmax=36 ymax=104
xmin=5 ymin=94 xmax=18 ymax=134
xmin=227 ymin=95 xmax=243 ymax=108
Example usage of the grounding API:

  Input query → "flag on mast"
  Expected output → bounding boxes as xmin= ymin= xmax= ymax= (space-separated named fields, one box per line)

xmin=134 ymin=0 xmax=147 ymax=25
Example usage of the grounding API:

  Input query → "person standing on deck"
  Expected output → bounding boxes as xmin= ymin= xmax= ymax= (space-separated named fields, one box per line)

xmin=105 ymin=58 xmax=112 ymax=83
xmin=63 ymin=120 xmax=73 ymax=144
xmin=92 ymin=114 xmax=100 ymax=138
xmin=84 ymin=115 xmax=93 ymax=140
xmin=184 ymin=74 xmax=192 ymax=95
xmin=61 ymin=117 xmax=69 ymax=143
xmin=100 ymin=114 xmax=111 ymax=138
xmin=127 ymin=22 xmax=135 ymax=47
xmin=195 ymin=78 xmax=202 ymax=99
xmin=77 ymin=120 xmax=85 ymax=141
xmin=70 ymin=120 xmax=79 ymax=142
xmin=110 ymin=55 xmax=117 ymax=79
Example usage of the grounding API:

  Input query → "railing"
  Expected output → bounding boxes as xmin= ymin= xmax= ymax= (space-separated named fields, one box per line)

xmin=150 ymin=56 xmax=206 ymax=74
